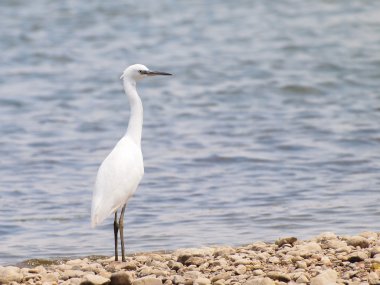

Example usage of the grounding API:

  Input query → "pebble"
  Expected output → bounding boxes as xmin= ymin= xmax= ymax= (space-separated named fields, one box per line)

xmin=3 ymin=232 xmax=380 ymax=285
xmin=84 ymin=274 xmax=110 ymax=285
xmin=133 ymin=276 xmax=162 ymax=285
xmin=110 ymin=271 xmax=133 ymax=285
xmin=346 ymin=236 xmax=370 ymax=248
xmin=310 ymin=269 xmax=337 ymax=285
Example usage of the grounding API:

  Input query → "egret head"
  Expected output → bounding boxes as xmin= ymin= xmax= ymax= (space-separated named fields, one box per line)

xmin=120 ymin=64 xmax=172 ymax=81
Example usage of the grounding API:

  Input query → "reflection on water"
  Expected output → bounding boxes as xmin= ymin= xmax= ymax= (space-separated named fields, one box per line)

xmin=0 ymin=1 xmax=380 ymax=265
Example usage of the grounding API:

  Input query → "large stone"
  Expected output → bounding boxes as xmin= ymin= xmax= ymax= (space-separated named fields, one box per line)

xmin=346 ymin=236 xmax=370 ymax=248
xmin=347 ymin=251 xmax=368 ymax=263
xmin=244 ymin=277 xmax=275 ymax=285
xmin=266 ymin=271 xmax=291 ymax=282
xmin=110 ymin=272 xmax=133 ymax=285
xmin=132 ymin=277 xmax=162 ymax=285
xmin=193 ymin=277 xmax=211 ymax=285
xmin=0 ymin=266 xmax=23 ymax=283
xmin=275 ymin=237 xmax=297 ymax=247
xmin=211 ymin=272 xmax=231 ymax=282
xmin=84 ymin=274 xmax=110 ymax=285
xmin=310 ymin=269 xmax=338 ymax=285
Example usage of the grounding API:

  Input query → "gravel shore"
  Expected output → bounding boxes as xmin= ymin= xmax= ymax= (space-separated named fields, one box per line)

xmin=1 ymin=232 xmax=380 ymax=285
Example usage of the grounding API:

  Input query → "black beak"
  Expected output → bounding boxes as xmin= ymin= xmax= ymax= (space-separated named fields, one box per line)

xmin=142 ymin=70 xmax=172 ymax=76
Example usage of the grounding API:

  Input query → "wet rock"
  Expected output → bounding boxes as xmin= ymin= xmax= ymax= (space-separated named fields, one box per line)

xmin=346 ymin=236 xmax=370 ymax=248
xmin=275 ymin=237 xmax=297 ymax=247
xmin=310 ymin=269 xmax=337 ymax=285
xmin=0 ymin=266 xmax=23 ymax=283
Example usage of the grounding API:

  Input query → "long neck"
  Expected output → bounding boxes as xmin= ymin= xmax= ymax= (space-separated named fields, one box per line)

xmin=123 ymin=79 xmax=143 ymax=145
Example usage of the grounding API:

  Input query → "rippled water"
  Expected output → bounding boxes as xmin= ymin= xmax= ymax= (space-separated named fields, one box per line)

xmin=1 ymin=1 xmax=380 ymax=265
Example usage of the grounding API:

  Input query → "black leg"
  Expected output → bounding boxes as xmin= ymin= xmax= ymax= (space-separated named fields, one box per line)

xmin=119 ymin=204 xmax=127 ymax=262
xmin=114 ymin=210 xmax=119 ymax=261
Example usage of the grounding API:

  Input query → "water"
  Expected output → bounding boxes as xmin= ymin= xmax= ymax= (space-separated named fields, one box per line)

xmin=1 ymin=1 xmax=380 ymax=265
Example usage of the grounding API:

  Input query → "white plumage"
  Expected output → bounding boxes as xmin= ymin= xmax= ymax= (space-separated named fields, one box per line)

xmin=91 ymin=136 xmax=144 ymax=227
xmin=91 ymin=64 xmax=171 ymax=261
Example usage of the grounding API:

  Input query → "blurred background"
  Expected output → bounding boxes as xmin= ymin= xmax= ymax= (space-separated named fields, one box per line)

xmin=1 ymin=0 xmax=380 ymax=265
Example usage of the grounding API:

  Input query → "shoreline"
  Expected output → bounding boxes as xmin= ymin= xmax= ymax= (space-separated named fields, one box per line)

xmin=1 ymin=232 xmax=380 ymax=285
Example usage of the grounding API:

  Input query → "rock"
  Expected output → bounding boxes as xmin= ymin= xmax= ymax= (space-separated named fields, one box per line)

xmin=184 ymin=256 xmax=205 ymax=266
xmin=211 ymin=272 xmax=231 ymax=282
xmin=296 ymin=274 xmax=309 ymax=283
xmin=310 ymin=269 xmax=338 ymax=285
xmin=324 ymin=239 xmax=348 ymax=249
xmin=347 ymin=251 xmax=368 ymax=263
xmin=213 ymin=247 xmax=235 ymax=257
xmin=244 ymin=277 xmax=275 ymax=285
xmin=193 ymin=277 xmax=211 ymax=285
xmin=266 ymin=271 xmax=291 ymax=282
xmin=132 ymin=277 xmax=163 ymax=285
xmin=321 ymin=256 xmax=332 ymax=266
xmin=316 ymin=232 xmax=337 ymax=241
xmin=368 ymin=272 xmax=380 ymax=285
xmin=346 ymin=236 xmax=370 ymax=248
xmin=0 ymin=266 xmax=23 ymax=283
xmin=67 ymin=259 xmax=84 ymax=266
xmin=172 ymin=275 xmax=185 ymax=284
xmin=84 ymin=274 xmax=110 ymax=285
xmin=61 ymin=269 xmax=85 ymax=280
xmin=359 ymin=231 xmax=378 ymax=239
xmin=64 ymin=277 xmax=82 ymax=285
xmin=275 ymin=237 xmax=297 ymax=247
xmin=167 ymin=261 xmax=183 ymax=271
xmin=236 ymin=264 xmax=247 ymax=275
xmin=110 ymin=272 xmax=133 ymax=285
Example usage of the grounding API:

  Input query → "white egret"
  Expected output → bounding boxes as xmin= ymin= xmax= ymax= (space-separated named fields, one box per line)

xmin=91 ymin=64 xmax=172 ymax=261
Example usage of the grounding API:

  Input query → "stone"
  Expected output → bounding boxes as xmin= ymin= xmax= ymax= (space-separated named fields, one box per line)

xmin=213 ymin=247 xmax=235 ymax=257
xmin=193 ymin=277 xmax=211 ymax=285
xmin=0 ymin=266 xmax=23 ymax=283
xmin=296 ymin=274 xmax=309 ymax=283
xmin=61 ymin=269 xmax=85 ymax=280
xmin=324 ymin=239 xmax=348 ymax=249
xmin=368 ymin=272 xmax=380 ymax=285
xmin=236 ymin=265 xmax=247 ymax=275
xmin=266 ymin=271 xmax=291 ymax=282
xmin=110 ymin=272 xmax=133 ymax=285
xmin=346 ymin=236 xmax=370 ymax=248
xmin=347 ymin=251 xmax=368 ymax=263
xmin=167 ymin=261 xmax=182 ymax=271
xmin=172 ymin=275 xmax=185 ymax=284
xmin=310 ymin=269 xmax=337 ymax=285
xmin=211 ymin=272 xmax=231 ymax=282
xmin=275 ymin=237 xmax=297 ymax=247
xmin=84 ymin=274 xmax=110 ymax=285
xmin=316 ymin=232 xmax=337 ymax=241
xmin=184 ymin=256 xmax=205 ymax=266
xmin=244 ymin=277 xmax=275 ymax=285
xmin=132 ymin=277 xmax=163 ymax=285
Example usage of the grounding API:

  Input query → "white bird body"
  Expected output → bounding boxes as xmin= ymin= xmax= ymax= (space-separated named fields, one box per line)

xmin=90 ymin=64 xmax=171 ymax=261
xmin=91 ymin=136 xmax=143 ymax=227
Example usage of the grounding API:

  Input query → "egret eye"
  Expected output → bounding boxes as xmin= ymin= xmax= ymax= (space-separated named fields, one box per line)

xmin=139 ymin=70 xmax=143 ymax=74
